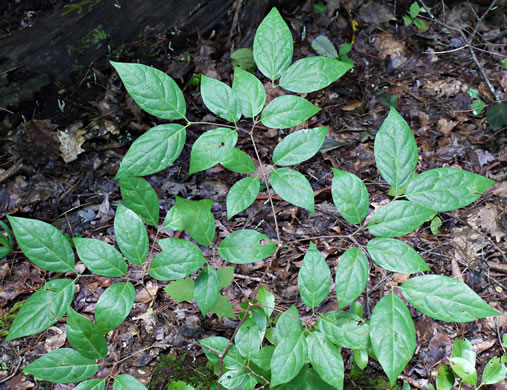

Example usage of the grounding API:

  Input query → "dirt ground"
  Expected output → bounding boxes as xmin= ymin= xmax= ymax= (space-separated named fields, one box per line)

xmin=0 ymin=0 xmax=505 ymax=389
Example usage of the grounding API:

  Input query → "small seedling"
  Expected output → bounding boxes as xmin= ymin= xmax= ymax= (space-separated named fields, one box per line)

xmin=403 ymin=2 xmax=427 ymax=29
xmin=467 ymin=88 xmax=486 ymax=115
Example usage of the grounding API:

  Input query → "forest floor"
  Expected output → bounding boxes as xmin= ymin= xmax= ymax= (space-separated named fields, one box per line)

xmin=0 ymin=1 xmax=506 ymax=389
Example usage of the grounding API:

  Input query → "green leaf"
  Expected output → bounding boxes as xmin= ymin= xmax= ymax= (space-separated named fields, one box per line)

xmin=368 ymin=200 xmax=434 ymax=237
xmin=367 ymin=238 xmax=430 ymax=273
xmin=6 ymin=279 xmax=75 ymax=341
xmin=164 ymin=277 xmax=195 ymax=302
xmin=113 ymin=374 xmax=148 ymax=390
xmin=221 ymin=148 xmax=256 ymax=174
xmin=335 ymin=247 xmax=368 ymax=310
xmin=270 ymin=168 xmax=315 ymax=213
xmin=24 ymin=348 xmax=97 ymax=384
xmin=273 ymin=127 xmax=328 ymax=166
xmin=400 ymin=275 xmax=500 ymax=322
xmin=482 ymin=356 xmax=506 ymax=384
xmin=354 ymin=349 xmax=369 ymax=370
xmin=199 ymin=336 xmax=229 ymax=365
xmin=167 ymin=381 xmax=195 ymax=390
xmin=95 ymin=282 xmax=135 ymax=334
xmin=409 ymin=1 xmax=421 ymax=18
xmin=218 ymin=368 xmax=253 ymax=389
xmin=231 ymin=48 xmax=256 ymax=73
xmin=235 ymin=317 xmax=264 ymax=359
xmin=413 ymin=18 xmax=426 ymax=29
xmin=253 ymin=7 xmax=293 ymax=81
xmin=226 ymin=177 xmax=260 ymax=220
xmin=110 ymin=61 xmax=186 ymax=120
xmin=405 ymin=168 xmax=495 ymax=212
xmin=115 ymin=124 xmax=186 ymax=178
xmin=331 ymin=168 xmax=369 ymax=224
xmin=374 ymin=107 xmax=418 ymax=193
xmin=307 ymin=332 xmax=344 ymax=390
xmin=261 ymin=95 xmax=321 ymax=129
xmin=312 ymin=35 xmax=338 ymax=58
xmin=7 ymin=216 xmax=75 ymax=273
xmin=280 ymin=57 xmax=352 ymax=93
xmin=119 ymin=176 xmax=160 ymax=226
xmin=74 ymin=238 xmax=127 ymax=277
xmin=208 ymin=294 xmax=236 ymax=319
xmin=449 ymin=357 xmax=477 ymax=386
xmin=66 ymin=308 xmax=108 ymax=359
xmin=232 ymin=67 xmax=266 ymax=118
xmin=189 ymin=128 xmax=238 ymax=174
xmin=218 ymin=229 xmax=276 ymax=264
xmin=149 ymin=238 xmax=206 ymax=281
xmin=270 ymin=331 xmax=307 ymax=386
xmin=350 ymin=301 xmax=364 ymax=318
xmin=298 ymin=242 xmax=331 ymax=309
xmin=316 ymin=311 xmax=369 ymax=350
xmin=194 ymin=266 xmax=219 ymax=316
xmin=403 ymin=15 xmax=413 ymax=26
xmin=276 ymin=365 xmax=336 ymax=390
xmin=370 ymin=293 xmax=416 ymax=385
xmin=74 ymin=379 xmax=106 ymax=390
xmin=313 ymin=2 xmax=327 ymax=13
xmin=436 ymin=365 xmax=455 ymax=390
xmin=501 ymin=58 xmax=507 ymax=68
xmin=339 ymin=43 xmax=353 ymax=56
xmin=451 ymin=339 xmax=476 ymax=367
xmin=467 ymin=88 xmax=480 ymax=99
xmin=200 ymin=76 xmax=241 ymax=123
xmin=114 ymin=203 xmax=148 ymax=266
xmin=486 ymin=102 xmax=507 ymax=130
xmin=217 ymin=266 xmax=235 ymax=289
xmin=257 ymin=285 xmax=275 ymax=319
xmin=430 ymin=216 xmax=442 ymax=235
xmin=274 ymin=305 xmax=302 ymax=344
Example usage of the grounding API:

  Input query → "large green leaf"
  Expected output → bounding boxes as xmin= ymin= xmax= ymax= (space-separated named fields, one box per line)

xmin=149 ymin=238 xmax=206 ymax=280
xmin=119 ymin=176 xmax=160 ymax=226
xmin=221 ymin=148 xmax=256 ymax=174
xmin=436 ymin=365 xmax=455 ymax=390
xmin=6 ymin=279 xmax=75 ymax=341
xmin=307 ymin=332 xmax=344 ymax=390
xmin=113 ymin=374 xmax=148 ymax=390
xmin=189 ymin=128 xmax=238 ymax=174
xmin=74 ymin=238 xmax=127 ymax=277
xmin=24 ymin=348 xmax=97 ymax=384
xmin=274 ymin=305 xmax=302 ymax=344
xmin=194 ymin=266 xmax=219 ymax=316
xmin=218 ymin=368 xmax=254 ymax=389
xmin=235 ymin=316 xmax=264 ymax=360
xmin=270 ymin=168 xmax=315 ymax=213
xmin=298 ymin=242 xmax=331 ymax=309
xmin=7 ymin=216 xmax=75 ymax=273
xmin=95 ymin=282 xmax=135 ymax=334
xmin=114 ymin=203 xmax=148 ymax=266
xmin=370 ymin=293 xmax=416 ymax=385
xmin=368 ymin=200 xmax=434 ymax=237
xmin=482 ymin=356 xmax=506 ymax=385
xmin=253 ymin=7 xmax=293 ymax=81
xmin=199 ymin=336 xmax=229 ymax=365
xmin=232 ymin=67 xmax=266 ymax=118
xmin=66 ymin=308 xmax=108 ymax=359
xmin=367 ymin=238 xmax=429 ymax=273
xmin=110 ymin=61 xmax=186 ymax=119
xmin=200 ymin=75 xmax=241 ymax=123
xmin=270 ymin=331 xmax=307 ymax=386
xmin=405 ymin=168 xmax=495 ymax=212
xmin=261 ymin=95 xmax=321 ymax=129
xmin=275 ymin=365 xmax=336 ymax=390
xmin=316 ymin=311 xmax=369 ymax=350
xmin=400 ymin=275 xmax=500 ymax=322
xmin=335 ymin=247 xmax=368 ymax=310
xmin=374 ymin=107 xmax=418 ymax=193
xmin=272 ymin=127 xmax=328 ymax=166
xmin=218 ymin=229 xmax=276 ymax=264
xmin=450 ymin=339 xmax=477 ymax=386
xmin=226 ymin=177 xmax=260 ymax=219
xmin=280 ymin=57 xmax=352 ymax=93
xmin=256 ymin=285 xmax=275 ymax=319
xmin=74 ymin=379 xmax=106 ymax=390
xmin=115 ymin=124 xmax=186 ymax=178
xmin=331 ymin=169 xmax=369 ymax=224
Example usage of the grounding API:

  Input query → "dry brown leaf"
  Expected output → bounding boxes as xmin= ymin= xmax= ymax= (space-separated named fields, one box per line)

xmin=373 ymin=33 xmax=406 ymax=69
xmin=437 ymin=118 xmax=458 ymax=136
xmin=44 ymin=326 xmax=66 ymax=352
xmin=57 ymin=122 xmax=86 ymax=163
xmin=473 ymin=204 xmax=505 ymax=242
xmin=424 ymin=78 xmax=464 ymax=97
xmin=135 ymin=283 xmax=159 ymax=303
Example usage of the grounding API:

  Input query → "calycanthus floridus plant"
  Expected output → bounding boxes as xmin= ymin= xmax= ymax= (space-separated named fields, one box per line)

xmin=3 ymin=7 xmax=502 ymax=390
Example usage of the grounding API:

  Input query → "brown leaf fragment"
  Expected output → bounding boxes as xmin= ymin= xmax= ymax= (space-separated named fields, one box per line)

xmin=57 ymin=122 xmax=86 ymax=163
xmin=373 ymin=32 xmax=406 ymax=69
xmin=437 ymin=118 xmax=458 ymax=136
xmin=424 ymin=78 xmax=464 ymax=97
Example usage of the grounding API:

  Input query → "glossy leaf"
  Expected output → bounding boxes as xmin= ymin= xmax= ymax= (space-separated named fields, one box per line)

xmin=189 ymin=128 xmax=238 ymax=174
xmin=368 ymin=200 xmax=434 ymax=237
xmin=272 ymin=127 xmax=328 ymax=166
xmin=7 ymin=216 xmax=75 ymax=273
xmin=6 ymin=279 xmax=75 ymax=341
xmin=405 ymin=168 xmax=495 ymax=212
xmin=114 ymin=203 xmax=148 ymax=266
xmin=226 ymin=177 xmax=260 ymax=219
xmin=436 ymin=365 xmax=454 ymax=390
xmin=482 ymin=356 xmax=506 ymax=384
xmin=280 ymin=56 xmax=352 ymax=93
xmin=194 ymin=266 xmax=219 ymax=316
xmin=270 ymin=331 xmax=307 ymax=386
xmin=370 ymin=293 xmax=416 ymax=385
xmin=449 ymin=357 xmax=477 ymax=386
xmin=253 ymin=7 xmax=293 ymax=81
xmin=298 ymin=242 xmax=331 ymax=308
xmin=119 ymin=176 xmax=160 ymax=226
xmin=218 ymin=229 xmax=276 ymax=264
xmin=331 ymin=168 xmax=369 ymax=224
xmin=400 ymin=275 xmax=500 ymax=322
xmin=316 ymin=311 xmax=369 ymax=350
xmin=232 ymin=67 xmax=266 ymax=118
xmin=199 ymin=336 xmax=229 ymax=364
xmin=95 ymin=282 xmax=135 ymax=334
xmin=24 ymin=348 xmax=97 ymax=384
xmin=270 ymin=168 xmax=315 ymax=213
xmin=367 ymin=238 xmax=429 ymax=273
xmin=274 ymin=305 xmax=302 ymax=344
xmin=218 ymin=368 xmax=253 ymax=389
xmin=74 ymin=238 xmax=127 ymax=277
xmin=66 ymin=308 xmax=107 ymax=359
xmin=257 ymin=285 xmax=275 ymax=319
xmin=149 ymin=238 xmax=206 ymax=281
xmin=110 ymin=61 xmax=185 ymax=119
xmin=354 ymin=349 xmax=369 ymax=370
xmin=74 ymin=379 xmax=106 ymax=390
xmin=261 ymin=95 xmax=321 ymax=129
xmin=335 ymin=247 xmax=369 ymax=310
xmin=200 ymin=75 xmax=241 ymax=123
xmin=115 ymin=124 xmax=186 ymax=178
xmin=307 ymin=332 xmax=344 ymax=390
xmin=221 ymin=148 xmax=256 ymax=174
xmin=113 ymin=374 xmax=148 ymax=390
xmin=374 ymin=107 xmax=418 ymax=193
xmin=235 ymin=317 xmax=264 ymax=360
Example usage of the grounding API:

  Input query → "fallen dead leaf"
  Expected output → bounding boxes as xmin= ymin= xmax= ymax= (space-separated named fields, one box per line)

xmin=373 ymin=32 xmax=406 ymax=69
xmin=424 ymin=78 xmax=465 ymax=97
xmin=437 ymin=118 xmax=458 ymax=136
xmin=469 ymin=204 xmax=505 ymax=242
xmin=44 ymin=326 xmax=66 ymax=352
xmin=135 ymin=283 xmax=159 ymax=304
xmin=473 ymin=338 xmax=496 ymax=354
xmin=57 ymin=122 xmax=86 ymax=163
